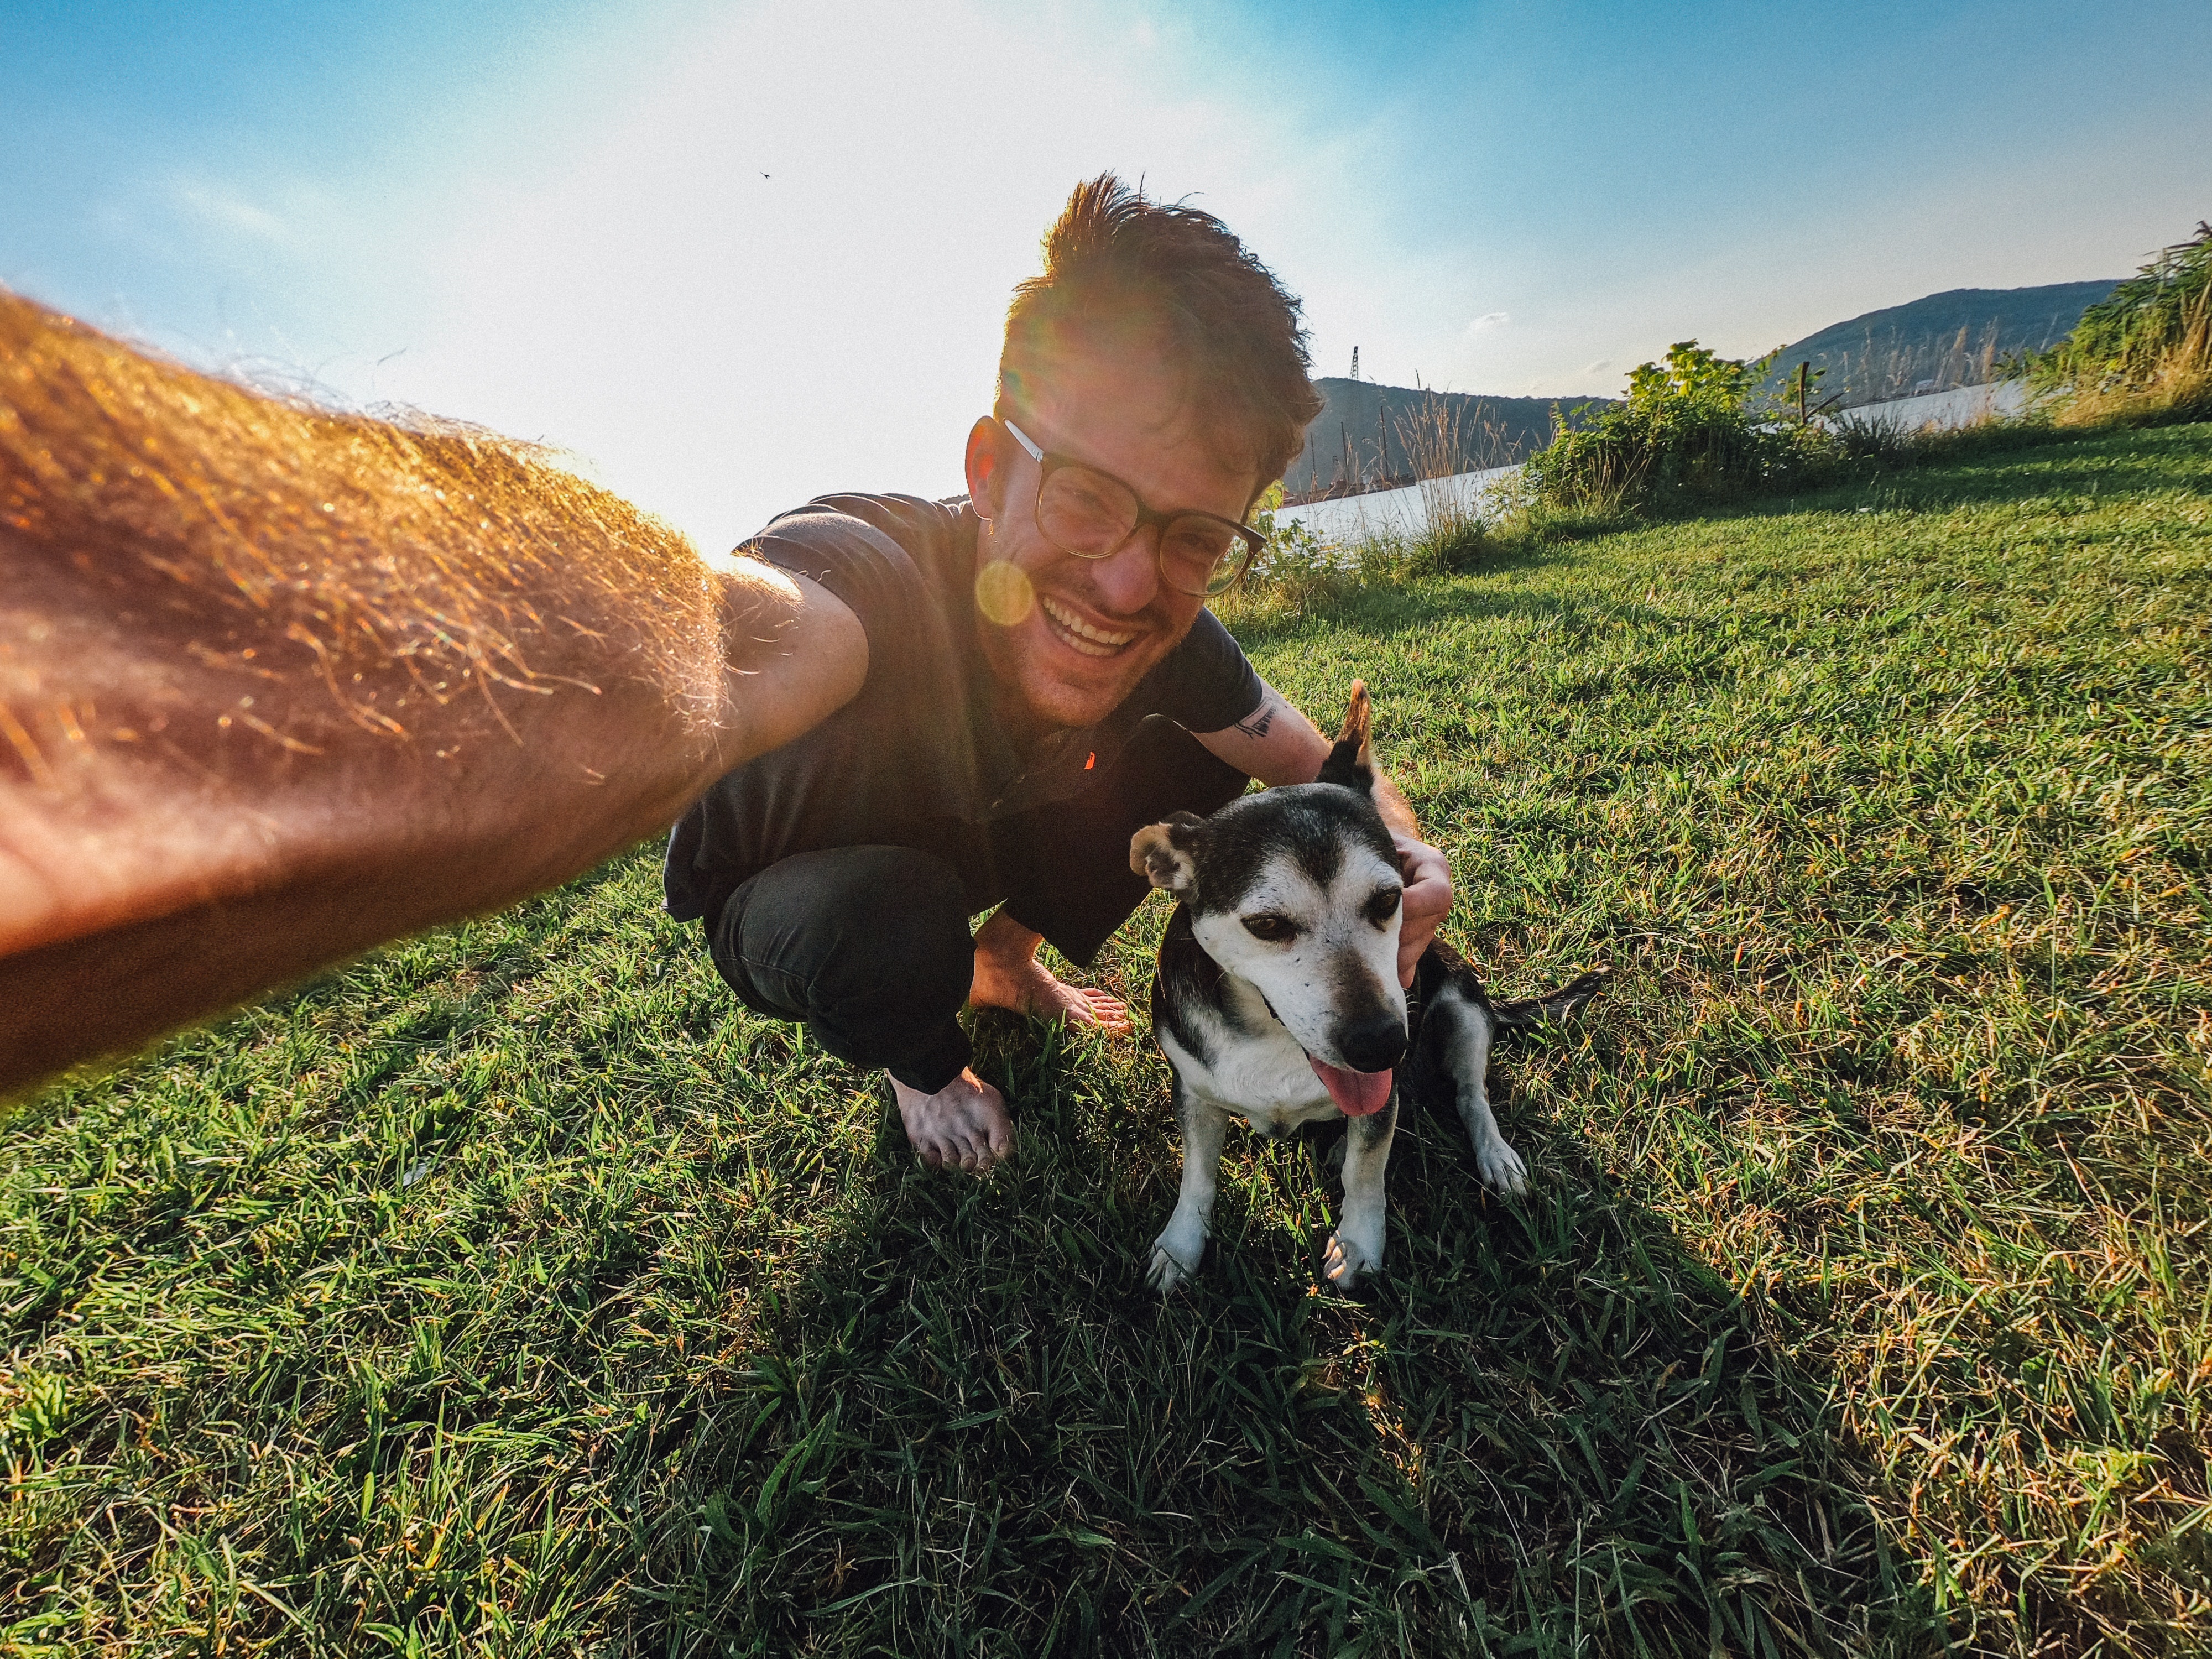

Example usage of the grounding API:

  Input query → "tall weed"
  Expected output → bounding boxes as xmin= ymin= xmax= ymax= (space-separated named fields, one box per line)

xmin=2027 ymin=221 xmax=2212 ymax=426
xmin=1393 ymin=395 xmax=1501 ymax=573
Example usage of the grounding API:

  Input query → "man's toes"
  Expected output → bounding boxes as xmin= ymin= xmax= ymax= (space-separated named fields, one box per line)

xmin=1079 ymin=992 xmax=1134 ymax=1035
xmin=961 ymin=1117 xmax=1009 ymax=1173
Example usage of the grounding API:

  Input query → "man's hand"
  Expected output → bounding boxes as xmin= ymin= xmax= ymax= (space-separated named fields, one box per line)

xmin=1392 ymin=828 xmax=1453 ymax=987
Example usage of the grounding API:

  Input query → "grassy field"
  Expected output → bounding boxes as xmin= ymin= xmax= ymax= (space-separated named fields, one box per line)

xmin=4 ymin=423 xmax=2208 ymax=1656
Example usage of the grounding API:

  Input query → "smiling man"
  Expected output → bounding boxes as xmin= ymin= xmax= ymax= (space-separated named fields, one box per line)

xmin=662 ymin=176 xmax=1455 ymax=1171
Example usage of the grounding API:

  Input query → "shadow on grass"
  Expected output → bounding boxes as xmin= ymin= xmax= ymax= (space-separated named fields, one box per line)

xmin=628 ymin=1013 xmax=1944 ymax=1657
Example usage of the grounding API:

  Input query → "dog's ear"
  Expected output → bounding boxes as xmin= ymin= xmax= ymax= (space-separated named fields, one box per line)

xmin=1129 ymin=811 xmax=1202 ymax=895
xmin=1315 ymin=679 xmax=1376 ymax=794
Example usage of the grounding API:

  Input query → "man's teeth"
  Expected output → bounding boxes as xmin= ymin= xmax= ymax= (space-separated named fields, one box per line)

xmin=1041 ymin=596 xmax=1136 ymax=657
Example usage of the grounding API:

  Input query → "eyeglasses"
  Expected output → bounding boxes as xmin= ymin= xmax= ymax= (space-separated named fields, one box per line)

xmin=1000 ymin=418 xmax=1266 ymax=598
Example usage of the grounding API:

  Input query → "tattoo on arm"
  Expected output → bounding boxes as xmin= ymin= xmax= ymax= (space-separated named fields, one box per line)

xmin=1233 ymin=703 xmax=1276 ymax=740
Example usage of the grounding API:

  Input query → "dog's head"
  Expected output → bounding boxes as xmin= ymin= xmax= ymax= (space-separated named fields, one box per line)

xmin=1131 ymin=682 xmax=1407 ymax=1114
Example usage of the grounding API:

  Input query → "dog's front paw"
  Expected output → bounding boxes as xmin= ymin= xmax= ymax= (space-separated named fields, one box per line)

xmin=1147 ymin=1243 xmax=1193 ymax=1293
xmin=1322 ymin=1224 xmax=1383 ymax=1290
xmin=1148 ymin=1222 xmax=1205 ymax=1293
xmin=1476 ymin=1136 xmax=1530 ymax=1196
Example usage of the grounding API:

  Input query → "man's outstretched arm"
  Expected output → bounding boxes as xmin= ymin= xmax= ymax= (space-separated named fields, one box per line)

xmin=1 ymin=292 xmax=865 ymax=1095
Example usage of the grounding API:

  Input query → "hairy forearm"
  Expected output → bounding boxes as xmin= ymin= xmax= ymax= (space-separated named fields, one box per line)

xmin=1 ymin=292 xmax=850 ymax=1094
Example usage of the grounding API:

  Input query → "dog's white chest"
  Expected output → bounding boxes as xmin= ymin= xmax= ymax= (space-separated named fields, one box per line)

xmin=1160 ymin=1021 xmax=1341 ymax=1133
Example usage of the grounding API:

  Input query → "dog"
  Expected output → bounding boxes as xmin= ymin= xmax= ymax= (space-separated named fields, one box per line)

xmin=1129 ymin=682 xmax=1600 ymax=1292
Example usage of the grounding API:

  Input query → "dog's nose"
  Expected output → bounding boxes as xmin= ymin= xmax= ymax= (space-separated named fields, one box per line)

xmin=1333 ymin=1013 xmax=1407 ymax=1075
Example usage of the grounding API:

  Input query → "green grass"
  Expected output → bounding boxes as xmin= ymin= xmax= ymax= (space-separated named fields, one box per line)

xmin=6 ymin=423 xmax=2209 ymax=1656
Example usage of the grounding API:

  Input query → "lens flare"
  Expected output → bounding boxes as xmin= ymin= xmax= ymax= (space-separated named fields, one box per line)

xmin=974 ymin=560 xmax=1035 ymax=626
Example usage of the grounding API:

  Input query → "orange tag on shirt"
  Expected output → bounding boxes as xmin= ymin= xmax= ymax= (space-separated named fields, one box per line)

xmin=1085 ymin=752 xmax=1096 ymax=770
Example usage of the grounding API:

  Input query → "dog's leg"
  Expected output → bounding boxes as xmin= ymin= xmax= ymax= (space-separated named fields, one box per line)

xmin=1432 ymin=989 xmax=1529 ymax=1195
xmin=1323 ymin=1095 xmax=1397 ymax=1289
xmin=1150 ymin=1081 xmax=1232 ymax=1293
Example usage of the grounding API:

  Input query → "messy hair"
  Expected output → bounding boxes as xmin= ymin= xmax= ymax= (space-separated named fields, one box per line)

xmin=998 ymin=174 xmax=1323 ymax=492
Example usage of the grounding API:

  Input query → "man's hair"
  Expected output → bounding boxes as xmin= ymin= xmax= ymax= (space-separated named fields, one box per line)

xmin=998 ymin=174 xmax=1323 ymax=489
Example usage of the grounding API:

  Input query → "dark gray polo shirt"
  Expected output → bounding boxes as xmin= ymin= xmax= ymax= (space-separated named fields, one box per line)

xmin=662 ymin=492 xmax=1264 ymax=924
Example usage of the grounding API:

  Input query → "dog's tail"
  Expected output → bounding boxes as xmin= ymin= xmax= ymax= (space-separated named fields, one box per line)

xmin=1489 ymin=969 xmax=1606 ymax=1034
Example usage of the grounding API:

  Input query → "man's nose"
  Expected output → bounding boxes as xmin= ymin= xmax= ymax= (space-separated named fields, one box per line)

xmin=1089 ymin=524 xmax=1164 ymax=613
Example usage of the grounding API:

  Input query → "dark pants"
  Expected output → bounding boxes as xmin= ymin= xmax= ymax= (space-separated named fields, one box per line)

xmin=706 ymin=717 xmax=1248 ymax=1093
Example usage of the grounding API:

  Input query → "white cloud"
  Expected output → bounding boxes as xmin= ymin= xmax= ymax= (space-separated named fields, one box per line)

xmin=1465 ymin=311 xmax=1509 ymax=333
xmin=173 ymin=182 xmax=290 ymax=245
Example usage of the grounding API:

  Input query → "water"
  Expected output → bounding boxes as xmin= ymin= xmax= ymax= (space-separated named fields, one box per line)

xmin=1275 ymin=465 xmax=1520 ymax=545
xmin=1825 ymin=379 xmax=2028 ymax=431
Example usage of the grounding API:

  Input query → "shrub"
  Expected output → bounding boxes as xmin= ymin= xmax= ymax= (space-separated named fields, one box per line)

xmin=1223 ymin=479 xmax=1496 ymax=624
xmin=1233 ymin=481 xmax=1354 ymax=613
xmin=1412 ymin=510 xmax=1491 ymax=573
xmin=1523 ymin=341 xmax=1823 ymax=510
xmin=2025 ymin=221 xmax=2212 ymax=426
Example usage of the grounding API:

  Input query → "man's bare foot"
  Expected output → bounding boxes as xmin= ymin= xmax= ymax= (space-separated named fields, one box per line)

xmin=969 ymin=909 xmax=1134 ymax=1036
xmin=891 ymin=1067 xmax=1016 ymax=1173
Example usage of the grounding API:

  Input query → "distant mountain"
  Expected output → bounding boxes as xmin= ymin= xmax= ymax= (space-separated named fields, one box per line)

xmin=1757 ymin=281 xmax=2120 ymax=408
xmin=1283 ymin=379 xmax=1597 ymax=497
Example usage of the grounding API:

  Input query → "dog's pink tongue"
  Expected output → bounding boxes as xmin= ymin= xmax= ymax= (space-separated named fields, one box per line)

xmin=1308 ymin=1056 xmax=1394 ymax=1117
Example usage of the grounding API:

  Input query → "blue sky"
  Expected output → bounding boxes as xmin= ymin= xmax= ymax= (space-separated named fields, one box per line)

xmin=5 ymin=0 xmax=2207 ymax=550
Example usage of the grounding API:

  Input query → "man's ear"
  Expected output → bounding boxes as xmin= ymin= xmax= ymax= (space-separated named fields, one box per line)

xmin=1314 ymin=679 xmax=1377 ymax=794
xmin=1129 ymin=811 xmax=1202 ymax=894
xmin=964 ymin=417 xmax=1006 ymax=522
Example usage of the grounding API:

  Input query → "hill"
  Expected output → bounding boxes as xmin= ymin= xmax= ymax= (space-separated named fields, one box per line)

xmin=1283 ymin=378 xmax=1597 ymax=497
xmin=1758 ymin=280 xmax=2120 ymax=408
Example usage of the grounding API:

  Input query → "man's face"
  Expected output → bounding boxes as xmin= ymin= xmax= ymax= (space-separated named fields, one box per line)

xmin=966 ymin=346 xmax=1259 ymax=732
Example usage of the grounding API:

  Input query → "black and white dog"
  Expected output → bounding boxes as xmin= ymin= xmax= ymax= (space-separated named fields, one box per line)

xmin=1129 ymin=684 xmax=1600 ymax=1292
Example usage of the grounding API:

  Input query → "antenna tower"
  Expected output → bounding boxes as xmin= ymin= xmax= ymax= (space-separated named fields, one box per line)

xmin=1349 ymin=346 xmax=1359 ymax=382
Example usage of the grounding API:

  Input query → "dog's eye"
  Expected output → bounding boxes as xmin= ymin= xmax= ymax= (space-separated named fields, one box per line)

xmin=1241 ymin=913 xmax=1300 ymax=943
xmin=1365 ymin=888 xmax=1403 ymax=926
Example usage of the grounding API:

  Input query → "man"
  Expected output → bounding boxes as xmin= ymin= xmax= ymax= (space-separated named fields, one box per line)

xmin=662 ymin=176 xmax=1453 ymax=1172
